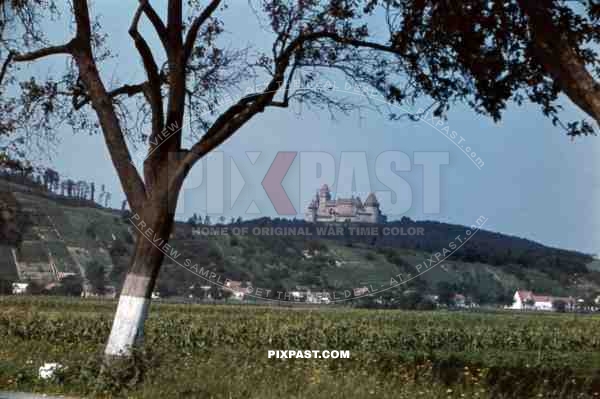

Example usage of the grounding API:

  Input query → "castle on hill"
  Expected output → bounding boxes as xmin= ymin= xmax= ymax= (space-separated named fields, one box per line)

xmin=304 ymin=184 xmax=385 ymax=223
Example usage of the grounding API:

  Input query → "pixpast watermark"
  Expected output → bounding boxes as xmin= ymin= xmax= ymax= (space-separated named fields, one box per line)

xmin=268 ymin=350 xmax=350 ymax=359
xmin=126 ymin=76 xmax=489 ymax=303
xmin=175 ymin=150 xmax=452 ymax=218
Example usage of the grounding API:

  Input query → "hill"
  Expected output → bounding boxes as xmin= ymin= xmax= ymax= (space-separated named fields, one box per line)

xmin=0 ymin=177 xmax=598 ymax=304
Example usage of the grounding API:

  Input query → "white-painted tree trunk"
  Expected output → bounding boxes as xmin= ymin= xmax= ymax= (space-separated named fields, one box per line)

xmin=104 ymin=294 xmax=150 ymax=357
xmin=103 ymin=196 xmax=179 ymax=359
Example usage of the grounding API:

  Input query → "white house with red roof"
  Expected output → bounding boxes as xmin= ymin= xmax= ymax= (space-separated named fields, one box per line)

xmin=509 ymin=290 xmax=575 ymax=311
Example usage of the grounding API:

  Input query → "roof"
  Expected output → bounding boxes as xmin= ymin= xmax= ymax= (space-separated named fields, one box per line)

xmin=550 ymin=296 xmax=576 ymax=304
xmin=516 ymin=290 xmax=533 ymax=301
xmin=12 ymin=282 xmax=28 ymax=288
xmin=516 ymin=290 xmax=575 ymax=304
xmin=532 ymin=295 xmax=552 ymax=303
xmin=336 ymin=198 xmax=354 ymax=204
xmin=226 ymin=280 xmax=244 ymax=290
xmin=364 ymin=193 xmax=379 ymax=206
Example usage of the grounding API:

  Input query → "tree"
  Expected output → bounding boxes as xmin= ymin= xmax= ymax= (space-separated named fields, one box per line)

xmin=0 ymin=1 xmax=59 ymax=165
xmin=26 ymin=280 xmax=45 ymax=295
xmin=186 ymin=213 xmax=199 ymax=228
xmin=99 ymin=186 xmax=112 ymax=207
xmin=524 ymin=298 xmax=536 ymax=309
xmin=579 ymin=293 xmax=598 ymax=311
xmin=496 ymin=290 xmax=516 ymax=307
xmin=87 ymin=260 xmax=107 ymax=295
xmin=76 ymin=180 xmax=89 ymax=199
xmin=516 ymin=0 xmax=600 ymax=131
xmin=552 ymin=299 xmax=567 ymax=313
xmin=436 ymin=281 xmax=455 ymax=307
xmin=51 ymin=275 xmax=84 ymax=297
xmin=4 ymin=0 xmax=599 ymax=360
xmin=65 ymin=179 xmax=74 ymax=197
xmin=0 ymin=279 xmax=13 ymax=295
xmin=43 ymin=168 xmax=59 ymax=192
xmin=189 ymin=283 xmax=209 ymax=300
xmin=103 ymin=192 xmax=111 ymax=208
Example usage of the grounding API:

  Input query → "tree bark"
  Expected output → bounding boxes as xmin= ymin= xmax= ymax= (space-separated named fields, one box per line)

xmin=104 ymin=194 xmax=177 ymax=358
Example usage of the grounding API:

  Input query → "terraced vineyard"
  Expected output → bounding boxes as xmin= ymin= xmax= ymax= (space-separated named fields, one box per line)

xmin=0 ymin=181 xmax=128 ymax=290
xmin=1 ymin=297 xmax=600 ymax=398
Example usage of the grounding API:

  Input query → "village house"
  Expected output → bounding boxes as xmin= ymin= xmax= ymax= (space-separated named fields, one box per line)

xmin=11 ymin=282 xmax=29 ymax=295
xmin=225 ymin=280 xmax=245 ymax=300
xmin=453 ymin=294 xmax=466 ymax=308
xmin=282 ymin=287 xmax=332 ymax=303
xmin=509 ymin=290 xmax=576 ymax=311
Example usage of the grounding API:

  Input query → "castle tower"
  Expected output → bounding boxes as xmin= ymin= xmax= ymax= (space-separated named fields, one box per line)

xmin=305 ymin=191 xmax=319 ymax=222
xmin=318 ymin=184 xmax=331 ymax=211
xmin=364 ymin=192 xmax=382 ymax=223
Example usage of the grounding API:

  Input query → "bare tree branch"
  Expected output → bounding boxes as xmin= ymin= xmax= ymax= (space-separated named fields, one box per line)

xmin=129 ymin=0 xmax=165 ymax=148
xmin=518 ymin=0 xmax=600 ymax=127
xmin=183 ymin=0 xmax=222 ymax=63
xmin=12 ymin=42 xmax=73 ymax=62
xmin=0 ymin=51 xmax=14 ymax=86
xmin=268 ymin=53 xmax=299 ymax=108
xmin=167 ymin=0 xmax=183 ymax=49
xmin=70 ymin=0 xmax=147 ymax=213
xmin=170 ymin=29 xmax=311 ymax=188
xmin=140 ymin=0 xmax=170 ymax=53
xmin=161 ymin=0 xmax=185 ymax=156
xmin=73 ymin=82 xmax=147 ymax=110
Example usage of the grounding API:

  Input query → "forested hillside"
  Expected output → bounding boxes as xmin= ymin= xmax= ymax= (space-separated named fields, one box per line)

xmin=0 ymin=177 xmax=597 ymax=304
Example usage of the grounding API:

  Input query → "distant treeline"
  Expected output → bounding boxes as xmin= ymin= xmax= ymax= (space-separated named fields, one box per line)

xmin=189 ymin=217 xmax=594 ymax=281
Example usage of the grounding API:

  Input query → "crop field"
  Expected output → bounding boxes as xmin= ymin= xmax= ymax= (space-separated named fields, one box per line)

xmin=1 ymin=297 xmax=600 ymax=398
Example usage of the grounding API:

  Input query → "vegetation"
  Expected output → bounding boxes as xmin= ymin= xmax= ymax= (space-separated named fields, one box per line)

xmin=2 ymin=181 xmax=598 ymax=307
xmin=3 ymin=0 xmax=599 ymax=358
xmin=553 ymin=299 xmax=567 ymax=313
xmin=1 ymin=297 xmax=600 ymax=398
xmin=47 ymin=275 xmax=84 ymax=297
xmin=86 ymin=260 xmax=107 ymax=296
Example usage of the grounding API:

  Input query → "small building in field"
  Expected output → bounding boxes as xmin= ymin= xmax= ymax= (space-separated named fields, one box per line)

xmin=509 ymin=290 xmax=575 ymax=311
xmin=453 ymin=294 xmax=466 ymax=307
xmin=12 ymin=282 xmax=29 ymax=295
xmin=225 ymin=280 xmax=245 ymax=300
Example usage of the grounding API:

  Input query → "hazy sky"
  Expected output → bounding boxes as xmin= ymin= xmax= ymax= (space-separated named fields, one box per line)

xmin=23 ymin=1 xmax=599 ymax=255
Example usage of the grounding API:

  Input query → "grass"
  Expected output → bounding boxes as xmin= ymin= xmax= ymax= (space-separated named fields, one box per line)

xmin=1 ymin=296 xmax=600 ymax=398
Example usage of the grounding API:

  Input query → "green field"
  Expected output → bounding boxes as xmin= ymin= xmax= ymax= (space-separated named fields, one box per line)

xmin=1 ymin=297 xmax=600 ymax=398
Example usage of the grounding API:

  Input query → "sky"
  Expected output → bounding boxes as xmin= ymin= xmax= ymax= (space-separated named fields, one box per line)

xmin=20 ymin=1 xmax=600 ymax=255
